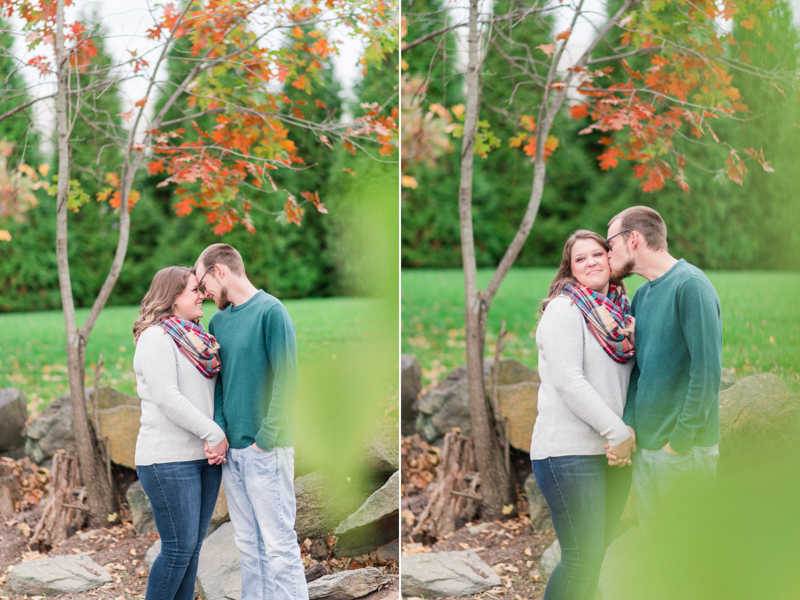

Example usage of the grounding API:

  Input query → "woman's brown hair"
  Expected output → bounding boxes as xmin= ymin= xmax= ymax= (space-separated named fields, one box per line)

xmin=540 ymin=230 xmax=627 ymax=313
xmin=132 ymin=266 xmax=193 ymax=343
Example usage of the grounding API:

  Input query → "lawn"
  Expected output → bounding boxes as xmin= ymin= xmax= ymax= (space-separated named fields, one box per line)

xmin=1 ymin=297 xmax=394 ymax=416
xmin=402 ymin=268 xmax=799 ymax=390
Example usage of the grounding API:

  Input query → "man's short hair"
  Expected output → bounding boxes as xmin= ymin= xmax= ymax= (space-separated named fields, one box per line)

xmin=609 ymin=206 xmax=668 ymax=251
xmin=197 ymin=243 xmax=246 ymax=277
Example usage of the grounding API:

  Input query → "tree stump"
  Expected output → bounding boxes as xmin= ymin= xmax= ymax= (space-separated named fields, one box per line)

xmin=0 ymin=462 xmax=20 ymax=520
xmin=411 ymin=429 xmax=479 ymax=540
xmin=31 ymin=451 xmax=87 ymax=548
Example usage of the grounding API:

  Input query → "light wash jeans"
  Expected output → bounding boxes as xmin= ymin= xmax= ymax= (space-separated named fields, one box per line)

xmin=223 ymin=446 xmax=309 ymax=600
xmin=632 ymin=444 xmax=718 ymax=537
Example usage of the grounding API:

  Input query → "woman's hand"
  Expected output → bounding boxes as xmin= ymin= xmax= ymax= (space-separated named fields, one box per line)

xmin=205 ymin=438 xmax=229 ymax=465
xmin=605 ymin=434 xmax=634 ymax=467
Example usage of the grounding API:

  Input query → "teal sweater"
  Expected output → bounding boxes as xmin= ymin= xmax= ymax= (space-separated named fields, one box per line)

xmin=623 ymin=259 xmax=722 ymax=454
xmin=209 ymin=290 xmax=298 ymax=451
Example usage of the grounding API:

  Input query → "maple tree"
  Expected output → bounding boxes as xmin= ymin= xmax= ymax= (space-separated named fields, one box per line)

xmin=0 ymin=0 xmax=397 ymax=525
xmin=402 ymin=0 xmax=790 ymax=517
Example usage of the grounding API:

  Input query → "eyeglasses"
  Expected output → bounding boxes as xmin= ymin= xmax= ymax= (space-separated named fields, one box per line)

xmin=605 ymin=229 xmax=633 ymax=246
xmin=197 ymin=264 xmax=216 ymax=295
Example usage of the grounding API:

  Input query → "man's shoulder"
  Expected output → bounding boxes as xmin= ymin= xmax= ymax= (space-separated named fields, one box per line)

xmin=672 ymin=261 xmax=718 ymax=298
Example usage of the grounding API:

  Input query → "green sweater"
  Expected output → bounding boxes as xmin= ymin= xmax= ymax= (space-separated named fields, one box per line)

xmin=623 ymin=259 xmax=722 ymax=454
xmin=209 ymin=290 xmax=298 ymax=451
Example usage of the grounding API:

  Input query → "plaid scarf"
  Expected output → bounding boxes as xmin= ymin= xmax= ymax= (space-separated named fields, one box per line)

xmin=159 ymin=316 xmax=221 ymax=378
xmin=562 ymin=282 xmax=635 ymax=364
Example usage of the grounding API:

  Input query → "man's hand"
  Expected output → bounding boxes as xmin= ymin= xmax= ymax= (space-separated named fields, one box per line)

xmin=250 ymin=442 xmax=264 ymax=452
xmin=605 ymin=434 xmax=634 ymax=467
xmin=663 ymin=442 xmax=681 ymax=455
xmin=205 ymin=438 xmax=229 ymax=465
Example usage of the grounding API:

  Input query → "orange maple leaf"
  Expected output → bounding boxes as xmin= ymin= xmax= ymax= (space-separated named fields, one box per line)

xmin=556 ymin=28 xmax=572 ymax=41
xmin=135 ymin=97 xmax=148 ymax=108
xmin=537 ymin=44 xmax=555 ymax=58
xmin=569 ymin=104 xmax=589 ymax=120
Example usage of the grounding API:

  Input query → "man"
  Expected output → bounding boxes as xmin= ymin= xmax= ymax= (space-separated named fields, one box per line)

xmin=196 ymin=243 xmax=308 ymax=600
xmin=605 ymin=206 xmax=722 ymax=536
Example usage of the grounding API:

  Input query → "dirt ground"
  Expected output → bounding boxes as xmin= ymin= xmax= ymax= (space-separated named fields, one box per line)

xmin=402 ymin=435 xmax=552 ymax=600
xmin=0 ymin=457 xmax=398 ymax=600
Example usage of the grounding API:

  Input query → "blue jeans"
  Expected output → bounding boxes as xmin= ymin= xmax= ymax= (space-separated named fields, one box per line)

xmin=137 ymin=459 xmax=222 ymax=600
xmin=223 ymin=446 xmax=309 ymax=600
xmin=533 ymin=455 xmax=632 ymax=600
xmin=632 ymin=444 xmax=718 ymax=538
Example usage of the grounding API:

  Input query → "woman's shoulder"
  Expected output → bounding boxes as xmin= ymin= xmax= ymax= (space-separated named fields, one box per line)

xmin=542 ymin=295 xmax=579 ymax=319
xmin=136 ymin=325 xmax=171 ymax=349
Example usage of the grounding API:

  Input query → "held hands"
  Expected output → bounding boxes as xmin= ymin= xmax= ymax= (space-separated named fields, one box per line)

xmin=204 ymin=437 xmax=229 ymax=465
xmin=605 ymin=426 xmax=636 ymax=467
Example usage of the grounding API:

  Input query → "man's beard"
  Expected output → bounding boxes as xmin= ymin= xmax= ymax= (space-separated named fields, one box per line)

xmin=612 ymin=258 xmax=635 ymax=280
xmin=215 ymin=286 xmax=231 ymax=310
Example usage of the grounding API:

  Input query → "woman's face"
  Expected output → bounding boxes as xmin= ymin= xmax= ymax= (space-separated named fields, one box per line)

xmin=173 ymin=274 xmax=204 ymax=321
xmin=570 ymin=238 xmax=611 ymax=295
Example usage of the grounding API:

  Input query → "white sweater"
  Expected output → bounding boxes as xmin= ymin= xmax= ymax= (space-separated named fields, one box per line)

xmin=133 ymin=326 xmax=226 ymax=466
xmin=530 ymin=295 xmax=634 ymax=460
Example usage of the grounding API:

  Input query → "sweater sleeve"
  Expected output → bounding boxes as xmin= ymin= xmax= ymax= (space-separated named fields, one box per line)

xmin=138 ymin=329 xmax=226 ymax=446
xmin=540 ymin=299 xmax=631 ymax=446
xmin=208 ymin=318 xmax=227 ymax=434
xmin=254 ymin=304 xmax=298 ymax=452
xmin=668 ymin=278 xmax=722 ymax=454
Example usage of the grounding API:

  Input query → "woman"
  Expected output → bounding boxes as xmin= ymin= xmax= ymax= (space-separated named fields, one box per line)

xmin=132 ymin=266 xmax=229 ymax=600
xmin=530 ymin=230 xmax=636 ymax=600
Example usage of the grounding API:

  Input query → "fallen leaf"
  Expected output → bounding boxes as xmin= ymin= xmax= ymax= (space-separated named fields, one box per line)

xmin=502 ymin=504 xmax=514 ymax=515
xmin=524 ymin=546 xmax=532 ymax=556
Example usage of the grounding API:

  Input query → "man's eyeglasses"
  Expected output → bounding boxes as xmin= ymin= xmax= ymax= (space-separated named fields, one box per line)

xmin=605 ymin=229 xmax=632 ymax=246
xmin=197 ymin=264 xmax=215 ymax=295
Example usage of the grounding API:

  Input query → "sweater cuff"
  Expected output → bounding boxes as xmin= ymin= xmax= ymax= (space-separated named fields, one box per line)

xmin=206 ymin=425 xmax=226 ymax=447
xmin=668 ymin=425 xmax=694 ymax=455
xmin=607 ymin=423 xmax=631 ymax=447
xmin=255 ymin=428 xmax=276 ymax=453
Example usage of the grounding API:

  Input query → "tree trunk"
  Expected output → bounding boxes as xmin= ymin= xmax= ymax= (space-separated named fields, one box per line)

xmin=457 ymin=0 xmax=514 ymax=520
xmin=54 ymin=0 xmax=118 ymax=526
xmin=31 ymin=451 xmax=87 ymax=548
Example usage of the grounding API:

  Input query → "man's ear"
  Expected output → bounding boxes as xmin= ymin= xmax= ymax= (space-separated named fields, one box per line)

xmin=629 ymin=230 xmax=640 ymax=249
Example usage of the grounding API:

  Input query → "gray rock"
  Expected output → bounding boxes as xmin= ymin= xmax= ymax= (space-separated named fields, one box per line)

xmin=334 ymin=471 xmax=399 ymax=557
xmin=362 ymin=421 xmax=400 ymax=478
xmin=597 ymin=525 xmax=644 ymax=600
xmin=0 ymin=388 xmax=27 ymax=451
xmin=415 ymin=359 xmax=539 ymax=442
xmin=196 ymin=521 xmax=242 ymax=600
xmin=539 ymin=540 xmax=561 ymax=583
xmin=375 ymin=540 xmax=399 ymax=563
xmin=126 ymin=480 xmax=158 ymax=535
xmin=720 ymin=368 xmax=736 ymax=392
xmin=719 ymin=373 xmax=792 ymax=437
xmin=295 ymin=471 xmax=365 ymax=542
xmin=401 ymin=550 xmax=502 ymax=598
xmin=24 ymin=387 xmax=141 ymax=464
xmin=8 ymin=552 xmax=112 ymax=595
xmin=497 ymin=381 xmax=539 ymax=452
xmin=616 ymin=487 xmax=638 ymax=536
xmin=308 ymin=567 xmax=389 ymax=600
xmin=145 ymin=539 xmax=160 ymax=571
xmin=524 ymin=473 xmax=552 ymax=531
xmin=467 ymin=522 xmax=493 ymax=535
xmin=401 ymin=355 xmax=422 ymax=435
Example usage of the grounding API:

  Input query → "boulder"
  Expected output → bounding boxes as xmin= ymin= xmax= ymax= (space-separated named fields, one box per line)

xmin=362 ymin=421 xmax=400 ymax=479
xmin=539 ymin=540 xmax=561 ymax=582
xmin=308 ymin=567 xmax=389 ymax=600
xmin=719 ymin=373 xmax=792 ymax=437
xmin=401 ymin=355 xmax=422 ymax=435
xmin=296 ymin=471 xmax=365 ymax=542
xmin=211 ymin=481 xmax=230 ymax=524
xmin=523 ymin=473 xmax=553 ymax=532
xmin=721 ymin=391 xmax=800 ymax=471
xmin=97 ymin=405 xmax=141 ymax=469
xmin=24 ymin=387 xmax=142 ymax=464
xmin=126 ymin=480 xmax=157 ymax=535
xmin=0 ymin=388 xmax=27 ymax=451
xmin=597 ymin=525 xmax=644 ymax=600
xmin=415 ymin=359 xmax=539 ymax=442
xmin=401 ymin=550 xmax=502 ymax=598
xmin=719 ymin=368 xmax=736 ymax=392
xmin=334 ymin=471 xmax=399 ymax=557
xmin=497 ymin=382 xmax=539 ymax=452
xmin=196 ymin=521 xmax=242 ymax=600
xmin=8 ymin=553 xmax=112 ymax=595
xmin=145 ymin=539 xmax=160 ymax=571
xmin=375 ymin=540 xmax=399 ymax=563
xmin=617 ymin=487 xmax=638 ymax=535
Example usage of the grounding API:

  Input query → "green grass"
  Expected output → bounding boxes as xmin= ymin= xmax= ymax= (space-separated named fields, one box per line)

xmin=402 ymin=268 xmax=800 ymax=390
xmin=1 ymin=297 xmax=393 ymax=416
